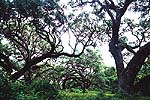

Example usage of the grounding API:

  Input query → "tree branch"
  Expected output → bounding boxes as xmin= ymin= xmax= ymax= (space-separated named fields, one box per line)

xmin=0 ymin=52 xmax=16 ymax=73
xmin=123 ymin=42 xmax=150 ymax=92
xmin=120 ymin=0 xmax=134 ymax=17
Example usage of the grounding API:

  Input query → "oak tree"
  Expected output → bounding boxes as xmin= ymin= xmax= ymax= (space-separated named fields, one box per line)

xmin=69 ymin=0 xmax=150 ymax=93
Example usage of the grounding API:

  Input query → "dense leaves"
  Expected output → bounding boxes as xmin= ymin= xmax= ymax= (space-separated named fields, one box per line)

xmin=0 ymin=72 xmax=59 ymax=100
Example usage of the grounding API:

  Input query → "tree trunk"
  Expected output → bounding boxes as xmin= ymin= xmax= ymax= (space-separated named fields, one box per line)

xmin=109 ymin=22 xmax=125 ymax=89
xmin=110 ymin=42 xmax=150 ymax=93
xmin=11 ymin=63 xmax=31 ymax=80
xmin=122 ymin=42 xmax=150 ymax=93
xmin=24 ymin=69 xmax=32 ymax=84
xmin=109 ymin=19 xmax=150 ymax=94
xmin=101 ymin=0 xmax=150 ymax=94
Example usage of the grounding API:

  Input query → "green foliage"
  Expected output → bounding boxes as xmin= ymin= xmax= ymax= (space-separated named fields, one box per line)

xmin=16 ymin=92 xmax=39 ymax=100
xmin=94 ymin=92 xmax=116 ymax=100
xmin=70 ymin=88 xmax=82 ymax=93
xmin=94 ymin=90 xmax=150 ymax=100
xmin=0 ymin=0 xmax=67 ymax=81
xmin=58 ymin=90 xmax=99 ymax=100
xmin=0 ymin=71 xmax=14 ymax=100
xmin=1 ymin=71 xmax=150 ymax=100
xmin=0 ymin=72 xmax=59 ymax=100
xmin=58 ymin=90 xmax=150 ymax=100
xmin=103 ymin=67 xmax=118 ymax=91
xmin=136 ymin=58 xmax=150 ymax=80
xmin=30 ymin=79 xmax=59 ymax=99
xmin=59 ymin=49 xmax=107 ymax=90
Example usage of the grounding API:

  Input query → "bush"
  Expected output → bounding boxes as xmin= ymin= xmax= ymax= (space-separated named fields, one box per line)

xmin=0 ymin=72 xmax=14 ymax=100
xmin=0 ymin=72 xmax=20 ymax=99
xmin=16 ymin=91 xmax=39 ymax=100
xmin=30 ymin=79 xmax=59 ymax=100
xmin=0 ymin=72 xmax=59 ymax=100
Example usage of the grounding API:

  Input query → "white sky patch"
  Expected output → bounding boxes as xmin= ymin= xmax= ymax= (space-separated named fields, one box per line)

xmin=1 ymin=38 xmax=9 ymax=45
xmin=61 ymin=30 xmax=76 ymax=53
xmin=99 ymin=44 xmax=115 ymax=67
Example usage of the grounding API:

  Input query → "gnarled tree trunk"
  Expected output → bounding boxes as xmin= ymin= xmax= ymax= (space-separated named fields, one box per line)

xmin=123 ymin=42 xmax=150 ymax=93
xmin=110 ymin=41 xmax=150 ymax=93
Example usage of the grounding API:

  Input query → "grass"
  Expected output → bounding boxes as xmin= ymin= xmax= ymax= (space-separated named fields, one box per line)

xmin=58 ymin=90 xmax=99 ymax=100
xmin=58 ymin=89 xmax=150 ymax=100
xmin=64 ymin=90 xmax=98 ymax=96
xmin=104 ymin=91 xmax=115 ymax=97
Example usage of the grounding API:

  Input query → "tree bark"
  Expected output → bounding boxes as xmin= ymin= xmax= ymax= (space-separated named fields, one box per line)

xmin=10 ymin=51 xmax=86 ymax=80
xmin=0 ymin=53 xmax=14 ymax=73
xmin=109 ymin=22 xmax=125 ymax=89
xmin=11 ymin=64 xmax=31 ymax=80
xmin=123 ymin=42 xmax=150 ymax=93
xmin=108 ymin=0 xmax=149 ymax=93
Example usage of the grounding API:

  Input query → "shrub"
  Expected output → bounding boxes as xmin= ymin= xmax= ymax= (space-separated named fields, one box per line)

xmin=30 ymin=79 xmax=59 ymax=100
xmin=16 ymin=91 xmax=39 ymax=100
xmin=0 ymin=71 xmax=59 ymax=100
xmin=0 ymin=72 xmax=14 ymax=100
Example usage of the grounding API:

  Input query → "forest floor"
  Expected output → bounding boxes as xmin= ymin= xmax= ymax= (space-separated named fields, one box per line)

xmin=58 ymin=89 xmax=150 ymax=100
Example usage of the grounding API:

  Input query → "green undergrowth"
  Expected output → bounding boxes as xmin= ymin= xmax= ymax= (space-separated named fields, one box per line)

xmin=58 ymin=90 xmax=99 ymax=100
xmin=58 ymin=89 xmax=150 ymax=100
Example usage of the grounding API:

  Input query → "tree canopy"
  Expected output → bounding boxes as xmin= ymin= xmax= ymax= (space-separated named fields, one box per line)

xmin=0 ymin=0 xmax=96 ymax=81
